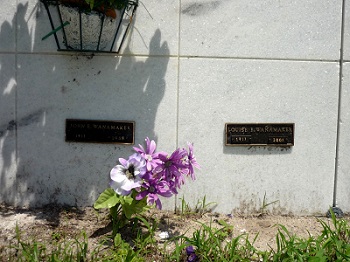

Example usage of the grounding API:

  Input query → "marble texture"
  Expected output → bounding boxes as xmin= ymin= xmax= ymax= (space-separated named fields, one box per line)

xmin=344 ymin=0 xmax=350 ymax=60
xmin=15 ymin=0 xmax=58 ymax=52
xmin=335 ymin=62 xmax=350 ymax=212
xmin=15 ymin=54 xmax=177 ymax=208
xmin=0 ymin=55 xmax=17 ymax=204
xmin=0 ymin=1 xmax=17 ymax=52
xmin=123 ymin=0 xmax=179 ymax=56
xmin=177 ymin=58 xmax=339 ymax=215
xmin=0 ymin=0 xmax=348 ymax=215
xmin=180 ymin=0 xmax=342 ymax=60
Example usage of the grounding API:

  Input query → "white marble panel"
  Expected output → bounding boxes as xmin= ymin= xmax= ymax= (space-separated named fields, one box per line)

xmin=123 ymin=0 xmax=179 ymax=56
xmin=0 ymin=55 xmax=17 ymax=204
xmin=0 ymin=1 xmax=17 ymax=51
xmin=17 ymin=0 xmax=65 ymax=53
xmin=335 ymin=63 xmax=350 ymax=212
xmin=16 ymin=54 xmax=177 ymax=208
xmin=344 ymin=0 xmax=350 ymax=60
xmin=178 ymin=58 xmax=339 ymax=215
xmin=180 ymin=0 xmax=341 ymax=60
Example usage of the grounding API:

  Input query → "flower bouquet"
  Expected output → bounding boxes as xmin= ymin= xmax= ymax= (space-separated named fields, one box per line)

xmin=94 ymin=137 xmax=200 ymax=234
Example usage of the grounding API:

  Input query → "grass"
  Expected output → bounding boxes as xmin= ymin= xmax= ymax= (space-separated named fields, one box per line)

xmin=3 ymin=225 xmax=92 ymax=261
xmin=1 ymin=209 xmax=350 ymax=261
xmin=176 ymin=196 xmax=217 ymax=218
xmin=258 ymin=192 xmax=279 ymax=217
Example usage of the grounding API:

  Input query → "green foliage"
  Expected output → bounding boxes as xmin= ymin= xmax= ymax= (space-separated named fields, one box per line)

xmin=271 ymin=224 xmax=314 ymax=261
xmin=176 ymin=195 xmax=217 ymax=217
xmin=8 ymin=226 xmax=97 ymax=261
xmin=94 ymin=188 xmax=120 ymax=209
xmin=316 ymin=209 xmax=350 ymax=260
xmin=177 ymin=219 xmax=266 ymax=261
xmin=269 ymin=209 xmax=350 ymax=262
xmin=94 ymin=189 xmax=151 ymax=236
xmin=51 ymin=231 xmax=63 ymax=242
xmin=194 ymin=195 xmax=217 ymax=215
xmin=12 ymin=225 xmax=45 ymax=261
xmin=259 ymin=192 xmax=279 ymax=216
xmin=121 ymin=192 xmax=151 ymax=219
xmin=164 ymin=237 xmax=188 ymax=262
xmin=107 ymin=233 xmax=144 ymax=261
xmin=177 ymin=196 xmax=191 ymax=216
xmin=168 ymin=208 xmax=350 ymax=262
xmin=6 ymin=208 xmax=350 ymax=261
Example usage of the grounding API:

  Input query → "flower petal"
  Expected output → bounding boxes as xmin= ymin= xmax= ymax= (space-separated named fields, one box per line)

xmin=110 ymin=180 xmax=124 ymax=195
xmin=148 ymin=139 xmax=157 ymax=154
xmin=122 ymin=180 xmax=141 ymax=191
xmin=110 ymin=166 xmax=126 ymax=183
xmin=118 ymin=157 xmax=128 ymax=166
xmin=136 ymin=191 xmax=148 ymax=200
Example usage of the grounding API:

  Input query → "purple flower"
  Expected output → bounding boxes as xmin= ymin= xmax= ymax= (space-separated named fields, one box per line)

xmin=155 ymin=148 xmax=188 ymax=192
xmin=186 ymin=142 xmax=200 ymax=180
xmin=136 ymin=173 xmax=172 ymax=209
xmin=133 ymin=137 xmax=162 ymax=172
xmin=187 ymin=253 xmax=198 ymax=262
xmin=108 ymin=137 xmax=200 ymax=211
xmin=186 ymin=246 xmax=198 ymax=262
xmin=186 ymin=246 xmax=195 ymax=255
xmin=110 ymin=153 xmax=146 ymax=196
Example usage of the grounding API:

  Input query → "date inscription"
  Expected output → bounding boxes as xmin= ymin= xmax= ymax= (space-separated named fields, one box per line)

xmin=66 ymin=119 xmax=134 ymax=144
xmin=225 ymin=123 xmax=294 ymax=146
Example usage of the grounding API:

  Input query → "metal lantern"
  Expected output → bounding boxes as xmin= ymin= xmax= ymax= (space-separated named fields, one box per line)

xmin=41 ymin=0 xmax=138 ymax=53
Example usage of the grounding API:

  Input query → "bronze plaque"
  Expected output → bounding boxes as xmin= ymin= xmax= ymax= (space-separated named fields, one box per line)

xmin=225 ymin=123 xmax=294 ymax=146
xmin=65 ymin=119 xmax=134 ymax=144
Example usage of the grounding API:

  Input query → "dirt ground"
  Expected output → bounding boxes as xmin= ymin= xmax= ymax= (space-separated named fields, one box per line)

xmin=0 ymin=204 xmax=343 ymax=260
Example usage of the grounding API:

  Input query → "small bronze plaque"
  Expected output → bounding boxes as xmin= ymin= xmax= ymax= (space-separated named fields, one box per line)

xmin=66 ymin=119 xmax=134 ymax=144
xmin=225 ymin=123 xmax=294 ymax=146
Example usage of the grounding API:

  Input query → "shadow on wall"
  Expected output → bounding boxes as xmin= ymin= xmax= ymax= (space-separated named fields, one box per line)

xmin=0 ymin=2 xmax=169 ymax=207
xmin=0 ymin=3 xmax=21 ymax=205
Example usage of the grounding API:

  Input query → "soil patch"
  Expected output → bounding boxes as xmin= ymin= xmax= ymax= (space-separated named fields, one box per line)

xmin=0 ymin=204 xmax=343 ymax=260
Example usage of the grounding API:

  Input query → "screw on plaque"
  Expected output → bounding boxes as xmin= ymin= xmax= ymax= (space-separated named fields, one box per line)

xmin=326 ymin=207 xmax=344 ymax=218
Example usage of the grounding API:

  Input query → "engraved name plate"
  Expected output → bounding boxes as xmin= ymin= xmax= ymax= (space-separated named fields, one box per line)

xmin=66 ymin=119 xmax=134 ymax=144
xmin=225 ymin=123 xmax=294 ymax=146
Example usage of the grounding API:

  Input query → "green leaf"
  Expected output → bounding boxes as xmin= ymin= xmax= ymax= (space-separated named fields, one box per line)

xmin=94 ymin=188 xmax=120 ymax=209
xmin=121 ymin=196 xmax=136 ymax=219
xmin=120 ymin=195 xmax=148 ymax=219
xmin=134 ymin=197 xmax=151 ymax=213
xmin=121 ymin=195 xmax=134 ymax=205
xmin=84 ymin=0 xmax=95 ymax=9
xmin=114 ymin=233 xmax=123 ymax=247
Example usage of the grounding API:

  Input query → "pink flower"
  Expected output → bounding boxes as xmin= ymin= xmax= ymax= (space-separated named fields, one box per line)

xmin=133 ymin=137 xmax=162 ymax=171
xmin=186 ymin=142 xmax=200 ymax=180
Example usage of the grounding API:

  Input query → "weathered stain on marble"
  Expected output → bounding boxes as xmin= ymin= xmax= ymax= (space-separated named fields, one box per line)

xmin=0 ymin=109 xmax=46 ymax=138
xmin=182 ymin=1 xmax=221 ymax=16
